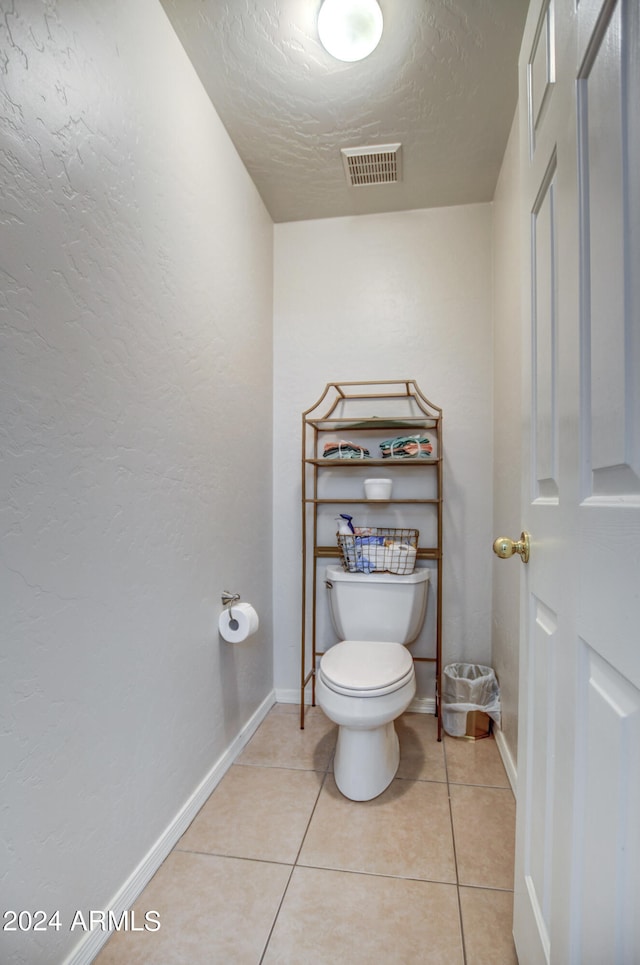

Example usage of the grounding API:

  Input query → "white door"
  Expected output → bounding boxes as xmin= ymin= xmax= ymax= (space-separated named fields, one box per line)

xmin=513 ymin=1 xmax=640 ymax=963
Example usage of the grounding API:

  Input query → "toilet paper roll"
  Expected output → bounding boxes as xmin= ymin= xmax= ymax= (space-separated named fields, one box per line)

xmin=218 ymin=602 xmax=259 ymax=643
xmin=385 ymin=542 xmax=417 ymax=574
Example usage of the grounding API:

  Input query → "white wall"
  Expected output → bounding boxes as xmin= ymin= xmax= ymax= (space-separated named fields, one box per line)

xmin=491 ymin=111 xmax=522 ymax=770
xmin=273 ymin=205 xmax=494 ymax=703
xmin=0 ymin=2 xmax=273 ymax=963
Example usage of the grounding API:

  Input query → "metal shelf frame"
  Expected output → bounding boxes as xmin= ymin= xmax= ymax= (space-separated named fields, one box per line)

xmin=300 ymin=380 xmax=443 ymax=740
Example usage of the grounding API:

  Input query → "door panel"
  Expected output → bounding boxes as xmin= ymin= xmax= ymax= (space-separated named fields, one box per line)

xmin=532 ymin=157 xmax=559 ymax=499
xmin=573 ymin=644 xmax=640 ymax=963
xmin=527 ymin=596 xmax=558 ymax=945
xmin=528 ymin=0 xmax=556 ymax=156
xmin=578 ymin=0 xmax=640 ymax=496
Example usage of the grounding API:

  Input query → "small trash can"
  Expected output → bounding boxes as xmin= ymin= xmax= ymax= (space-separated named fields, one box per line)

xmin=442 ymin=663 xmax=501 ymax=739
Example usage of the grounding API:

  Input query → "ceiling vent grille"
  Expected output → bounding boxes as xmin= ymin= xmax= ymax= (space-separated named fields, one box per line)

xmin=341 ymin=143 xmax=402 ymax=187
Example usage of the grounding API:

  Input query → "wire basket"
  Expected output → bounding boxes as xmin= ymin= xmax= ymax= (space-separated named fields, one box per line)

xmin=337 ymin=527 xmax=419 ymax=575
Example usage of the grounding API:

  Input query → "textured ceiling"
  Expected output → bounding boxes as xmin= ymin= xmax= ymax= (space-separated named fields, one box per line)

xmin=160 ymin=0 xmax=529 ymax=223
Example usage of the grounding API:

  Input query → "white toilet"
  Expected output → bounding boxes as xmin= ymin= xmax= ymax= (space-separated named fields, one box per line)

xmin=316 ymin=564 xmax=430 ymax=801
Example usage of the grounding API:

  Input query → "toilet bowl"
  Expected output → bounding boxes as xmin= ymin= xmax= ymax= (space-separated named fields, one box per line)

xmin=316 ymin=565 xmax=430 ymax=801
xmin=317 ymin=639 xmax=416 ymax=800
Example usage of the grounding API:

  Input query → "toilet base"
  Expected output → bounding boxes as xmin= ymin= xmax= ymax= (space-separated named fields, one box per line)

xmin=334 ymin=720 xmax=400 ymax=801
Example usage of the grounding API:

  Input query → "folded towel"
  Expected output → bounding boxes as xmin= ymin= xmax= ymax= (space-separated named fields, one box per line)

xmin=379 ymin=434 xmax=433 ymax=459
xmin=323 ymin=440 xmax=372 ymax=459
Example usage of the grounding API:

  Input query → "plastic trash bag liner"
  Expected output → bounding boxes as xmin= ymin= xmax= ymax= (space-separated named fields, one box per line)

xmin=442 ymin=663 xmax=501 ymax=736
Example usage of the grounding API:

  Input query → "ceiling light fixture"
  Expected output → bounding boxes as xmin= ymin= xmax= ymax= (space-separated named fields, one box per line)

xmin=317 ymin=0 xmax=383 ymax=63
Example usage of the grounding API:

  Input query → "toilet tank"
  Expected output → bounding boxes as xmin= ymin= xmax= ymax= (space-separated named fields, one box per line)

xmin=325 ymin=565 xmax=430 ymax=644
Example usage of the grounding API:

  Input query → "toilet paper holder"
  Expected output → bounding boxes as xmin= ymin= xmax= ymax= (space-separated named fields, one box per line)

xmin=221 ymin=590 xmax=241 ymax=621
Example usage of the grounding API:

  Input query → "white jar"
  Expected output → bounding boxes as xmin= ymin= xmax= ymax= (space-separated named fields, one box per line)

xmin=363 ymin=478 xmax=392 ymax=500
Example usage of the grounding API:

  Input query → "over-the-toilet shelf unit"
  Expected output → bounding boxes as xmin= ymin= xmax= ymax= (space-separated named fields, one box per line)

xmin=300 ymin=380 xmax=443 ymax=740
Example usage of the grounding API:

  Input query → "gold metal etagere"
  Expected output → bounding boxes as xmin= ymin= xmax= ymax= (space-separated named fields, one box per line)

xmin=300 ymin=380 xmax=444 ymax=740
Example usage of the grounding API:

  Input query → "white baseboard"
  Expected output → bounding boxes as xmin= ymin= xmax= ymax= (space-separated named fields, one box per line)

xmin=276 ymin=688 xmax=436 ymax=716
xmin=408 ymin=695 xmax=436 ymax=714
xmin=275 ymin=687 xmax=311 ymax=705
xmin=63 ymin=691 xmax=276 ymax=965
xmin=494 ymin=726 xmax=517 ymax=796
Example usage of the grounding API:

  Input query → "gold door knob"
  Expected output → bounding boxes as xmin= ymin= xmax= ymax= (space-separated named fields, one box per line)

xmin=493 ymin=531 xmax=530 ymax=564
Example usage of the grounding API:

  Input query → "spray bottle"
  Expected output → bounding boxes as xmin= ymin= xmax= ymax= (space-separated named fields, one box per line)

xmin=335 ymin=513 xmax=355 ymax=534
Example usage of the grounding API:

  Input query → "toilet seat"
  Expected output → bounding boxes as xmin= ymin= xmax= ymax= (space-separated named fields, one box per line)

xmin=319 ymin=640 xmax=414 ymax=697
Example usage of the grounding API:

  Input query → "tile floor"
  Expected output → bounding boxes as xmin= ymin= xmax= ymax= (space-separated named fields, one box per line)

xmin=94 ymin=704 xmax=517 ymax=964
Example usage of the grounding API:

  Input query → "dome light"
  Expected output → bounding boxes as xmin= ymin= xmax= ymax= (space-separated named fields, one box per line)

xmin=317 ymin=0 xmax=383 ymax=63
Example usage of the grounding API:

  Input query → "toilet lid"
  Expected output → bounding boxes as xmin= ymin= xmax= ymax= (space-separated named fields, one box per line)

xmin=320 ymin=640 xmax=414 ymax=697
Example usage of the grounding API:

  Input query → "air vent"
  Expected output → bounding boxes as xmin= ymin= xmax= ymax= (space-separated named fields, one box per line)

xmin=341 ymin=143 xmax=402 ymax=187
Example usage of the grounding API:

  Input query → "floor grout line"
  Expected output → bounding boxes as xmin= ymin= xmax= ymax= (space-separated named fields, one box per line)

xmin=443 ymin=731 xmax=469 ymax=965
xmin=259 ymin=767 xmax=330 ymax=963
xmin=257 ymin=862 xmax=297 ymax=965
xmin=290 ymin=864 xmax=459 ymax=886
